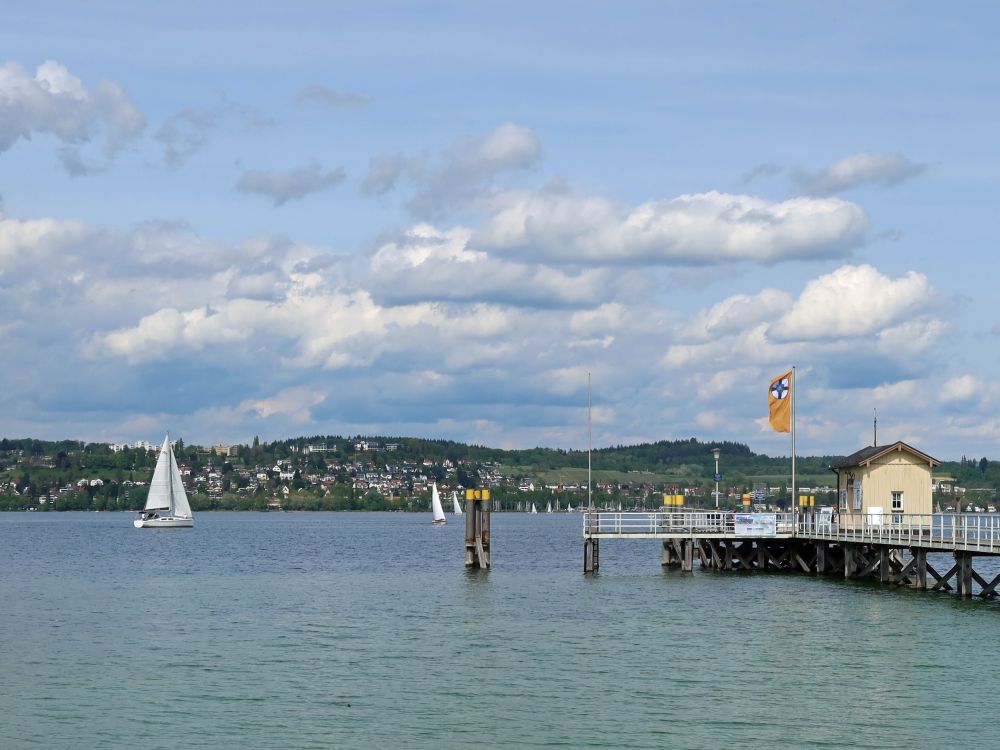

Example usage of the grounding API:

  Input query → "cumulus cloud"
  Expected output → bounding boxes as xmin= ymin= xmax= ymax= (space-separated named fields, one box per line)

xmin=296 ymin=84 xmax=367 ymax=108
xmin=940 ymin=375 xmax=980 ymax=405
xmin=235 ymin=162 xmax=346 ymax=206
xmin=0 ymin=59 xmax=145 ymax=172
xmin=769 ymin=264 xmax=935 ymax=341
xmin=240 ymin=386 xmax=328 ymax=421
xmin=362 ymin=122 xmax=542 ymax=216
xmin=794 ymin=152 xmax=926 ymax=195
xmin=366 ymin=223 xmax=642 ymax=308
xmin=156 ymin=101 xmax=271 ymax=167
xmin=662 ymin=265 xmax=947 ymax=396
xmin=475 ymin=188 xmax=869 ymax=266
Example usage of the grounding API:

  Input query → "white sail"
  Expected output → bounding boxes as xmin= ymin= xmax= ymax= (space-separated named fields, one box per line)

xmin=452 ymin=491 xmax=463 ymax=515
xmin=567 ymin=503 xmax=574 ymax=512
xmin=144 ymin=436 xmax=174 ymax=510
xmin=431 ymin=483 xmax=446 ymax=524
xmin=530 ymin=503 xmax=537 ymax=514
xmin=168 ymin=443 xmax=192 ymax=518
xmin=546 ymin=501 xmax=552 ymax=513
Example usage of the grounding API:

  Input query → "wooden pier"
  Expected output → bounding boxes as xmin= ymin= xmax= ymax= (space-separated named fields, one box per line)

xmin=583 ymin=510 xmax=1000 ymax=598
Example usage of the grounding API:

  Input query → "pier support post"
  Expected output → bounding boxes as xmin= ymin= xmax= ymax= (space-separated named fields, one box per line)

xmin=879 ymin=547 xmax=891 ymax=584
xmin=956 ymin=552 xmax=973 ymax=597
xmin=682 ymin=539 xmax=694 ymax=572
xmin=814 ymin=543 xmax=826 ymax=575
xmin=584 ymin=537 xmax=599 ymax=573
xmin=724 ymin=543 xmax=733 ymax=571
xmin=844 ymin=543 xmax=856 ymax=578
xmin=464 ymin=491 xmax=491 ymax=570
xmin=914 ymin=549 xmax=927 ymax=590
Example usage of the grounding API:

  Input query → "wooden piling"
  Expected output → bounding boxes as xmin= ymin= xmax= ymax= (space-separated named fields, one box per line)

xmin=464 ymin=489 xmax=491 ymax=569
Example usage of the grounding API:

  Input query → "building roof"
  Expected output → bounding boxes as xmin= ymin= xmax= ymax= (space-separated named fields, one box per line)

xmin=830 ymin=441 xmax=940 ymax=470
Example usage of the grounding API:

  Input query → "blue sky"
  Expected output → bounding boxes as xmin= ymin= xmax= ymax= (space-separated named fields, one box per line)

xmin=2 ymin=2 xmax=998 ymax=458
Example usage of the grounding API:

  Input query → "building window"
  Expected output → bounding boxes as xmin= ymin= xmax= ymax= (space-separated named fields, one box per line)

xmin=891 ymin=491 xmax=904 ymax=511
xmin=853 ymin=483 xmax=863 ymax=510
xmin=839 ymin=489 xmax=847 ymax=510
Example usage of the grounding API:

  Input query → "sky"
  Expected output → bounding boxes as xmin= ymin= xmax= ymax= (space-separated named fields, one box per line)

xmin=1 ymin=2 xmax=999 ymax=459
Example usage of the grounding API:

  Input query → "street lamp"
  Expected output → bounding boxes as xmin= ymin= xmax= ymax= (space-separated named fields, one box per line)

xmin=711 ymin=447 xmax=721 ymax=509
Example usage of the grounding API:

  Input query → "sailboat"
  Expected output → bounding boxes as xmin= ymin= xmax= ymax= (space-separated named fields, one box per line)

xmin=134 ymin=435 xmax=193 ymax=528
xmin=452 ymin=491 xmax=463 ymax=516
xmin=431 ymin=483 xmax=446 ymax=525
xmin=567 ymin=503 xmax=574 ymax=512
xmin=530 ymin=503 xmax=538 ymax=514
xmin=546 ymin=501 xmax=552 ymax=513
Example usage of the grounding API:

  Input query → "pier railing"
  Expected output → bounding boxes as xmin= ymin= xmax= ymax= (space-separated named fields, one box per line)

xmin=802 ymin=512 xmax=1000 ymax=553
xmin=583 ymin=510 xmax=1000 ymax=552
xmin=582 ymin=510 xmax=794 ymax=537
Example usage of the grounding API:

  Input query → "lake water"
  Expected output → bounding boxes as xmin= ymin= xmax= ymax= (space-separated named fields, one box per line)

xmin=2 ymin=512 xmax=998 ymax=749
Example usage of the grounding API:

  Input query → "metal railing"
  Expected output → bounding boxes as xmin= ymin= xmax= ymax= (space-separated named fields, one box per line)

xmin=582 ymin=510 xmax=793 ymax=537
xmin=582 ymin=510 xmax=1000 ymax=552
xmin=801 ymin=512 xmax=1000 ymax=552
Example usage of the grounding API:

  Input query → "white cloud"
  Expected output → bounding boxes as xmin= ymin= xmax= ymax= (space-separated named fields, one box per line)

xmin=794 ymin=152 xmax=926 ymax=195
xmin=362 ymin=122 xmax=542 ymax=215
xmin=475 ymin=188 xmax=868 ymax=266
xmin=940 ymin=375 xmax=980 ymax=404
xmin=366 ymin=223 xmax=639 ymax=308
xmin=769 ymin=264 xmax=935 ymax=341
xmin=240 ymin=387 xmax=328 ymax=422
xmin=0 ymin=59 xmax=145 ymax=171
xmin=683 ymin=289 xmax=793 ymax=342
xmin=235 ymin=162 xmax=346 ymax=206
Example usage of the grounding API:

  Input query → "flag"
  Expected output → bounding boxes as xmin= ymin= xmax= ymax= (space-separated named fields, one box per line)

xmin=769 ymin=371 xmax=792 ymax=433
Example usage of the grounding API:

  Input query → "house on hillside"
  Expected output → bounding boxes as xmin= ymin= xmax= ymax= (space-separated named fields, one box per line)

xmin=830 ymin=441 xmax=939 ymax=525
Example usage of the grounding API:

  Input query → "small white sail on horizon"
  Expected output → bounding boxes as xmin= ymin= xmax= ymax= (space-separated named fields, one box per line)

xmin=452 ymin=491 xmax=463 ymax=516
xmin=567 ymin=503 xmax=574 ymax=512
xmin=134 ymin=435 xmax=193 ymax=528
xmin=431 ymin=483 xmax=446 ymax=525
xmin=530 ymin=503 xmax=537 ymax=514
xmin=546 ymin=501 xmax=552 ymax=513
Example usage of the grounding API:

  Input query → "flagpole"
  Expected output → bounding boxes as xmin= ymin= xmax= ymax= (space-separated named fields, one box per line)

xmin=588 ymin=372 xmax=592 ymax=513
xmin=791 ymin=365 xmax=797 ymax=533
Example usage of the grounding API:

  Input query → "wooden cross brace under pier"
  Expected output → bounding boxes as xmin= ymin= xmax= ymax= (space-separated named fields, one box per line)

xmin=659 ymin=538 xmax=1000 ymax=599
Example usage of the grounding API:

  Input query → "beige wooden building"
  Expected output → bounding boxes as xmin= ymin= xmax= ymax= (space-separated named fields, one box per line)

xmin=830 ymin=441 xmax=939 ymax=523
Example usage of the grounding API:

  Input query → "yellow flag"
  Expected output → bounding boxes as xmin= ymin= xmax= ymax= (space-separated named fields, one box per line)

xmin=769 ymin=371 xmax=792 ymax=432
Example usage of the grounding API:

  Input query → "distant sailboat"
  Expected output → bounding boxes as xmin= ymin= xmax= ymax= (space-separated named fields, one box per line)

xmin=452 ymin=491 xmax=463 ymax=516
xmin=567 ymin=503 xmax=574 ymax=512
xmin=546 ymin=501 xmax=552 ymax=513
xmin=431 ymin=483 xmax=446 ymax=525
xmin=530 ymin=503 xmax=538 ymax=514
xmin=134 ymin=435 xmax=193 ymax=528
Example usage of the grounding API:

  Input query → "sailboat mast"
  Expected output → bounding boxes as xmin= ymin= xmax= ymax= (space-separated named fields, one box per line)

xmin=166 ymin=433 xmax=172 ymax=515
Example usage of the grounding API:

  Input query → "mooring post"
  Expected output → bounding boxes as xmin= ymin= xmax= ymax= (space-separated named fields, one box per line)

xmin=682 ymin=539 xmax=694 ymax=572
xmin=464 ymin=489 xmax=491 ymax=569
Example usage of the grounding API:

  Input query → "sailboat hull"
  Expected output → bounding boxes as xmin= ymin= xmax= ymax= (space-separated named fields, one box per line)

xmin=432 ymin=519 xmax=447 ymax=526
xmin=133 ymin=516 xmax=193 ymax=528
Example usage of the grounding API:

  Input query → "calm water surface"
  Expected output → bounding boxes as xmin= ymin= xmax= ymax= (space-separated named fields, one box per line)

xmin=2 ymin=512 xmax=998 ymax=749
